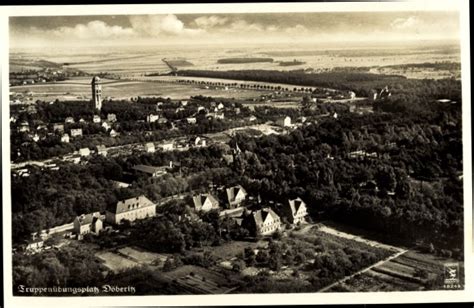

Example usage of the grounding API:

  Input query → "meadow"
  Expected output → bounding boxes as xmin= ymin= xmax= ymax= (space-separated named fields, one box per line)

xmin=10 ymin=77 xmax=270 ymax=101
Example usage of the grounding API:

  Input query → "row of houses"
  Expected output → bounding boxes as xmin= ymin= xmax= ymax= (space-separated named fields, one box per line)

xmin=25 ymin=187 xmax=308 ymax=252
xmin=190 ymin=185 xmax=308 ymax=236
xmin=64 ymin=113 xmax=117 ymax=125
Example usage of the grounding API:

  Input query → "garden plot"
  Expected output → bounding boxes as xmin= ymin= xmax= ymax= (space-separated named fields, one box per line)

xmin=96 ymin=251 xmax=140 ymax=273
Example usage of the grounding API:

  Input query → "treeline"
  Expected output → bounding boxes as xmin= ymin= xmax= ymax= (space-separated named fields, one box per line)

xmin=177 ymin=69 xmax=405 ymax=96
xmin=382 ymin=61 xmax=461 ymax=71
xmin=177 ymin=69 xmax=461 ymax=99
xmin=217 ymin=58 xmax=274 ymax=64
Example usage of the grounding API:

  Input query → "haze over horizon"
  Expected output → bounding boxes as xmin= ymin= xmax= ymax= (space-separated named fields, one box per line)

xmin=10 ymin=11 xmax=460 ymax=49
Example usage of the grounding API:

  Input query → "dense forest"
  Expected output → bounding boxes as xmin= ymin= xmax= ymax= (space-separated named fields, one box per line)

xmin=231 ymin=97 xmax=463 ymax=252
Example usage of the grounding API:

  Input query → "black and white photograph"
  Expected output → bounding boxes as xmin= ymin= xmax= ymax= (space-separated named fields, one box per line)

xmin=1 ymin=1 xmax=472 ymax=307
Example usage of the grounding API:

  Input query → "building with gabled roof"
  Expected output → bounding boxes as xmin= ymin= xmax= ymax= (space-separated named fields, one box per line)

xmin=73 ymin=212 xmax=103 ymax=235
xmin=97 ymin=145 xmax=107 ymax=156
xmin=61 ymin=133 xmax=70 ymax=143
xmin=242 ymin=207 xmax=281 ymax=236
xmin=276 ymin=116 xmax=291 ymax=127
xmin=282 ymin=197 xmax=308 ymax=225
xmin=192 ymin=193 xmax=220 ymax=212
xmin=106 ymin=195 xmax=156 ymax=225
xmin=65 ymin=117 xmax=75 ymax=124
xmin=226 ymin=185 xmax=247 ymax=209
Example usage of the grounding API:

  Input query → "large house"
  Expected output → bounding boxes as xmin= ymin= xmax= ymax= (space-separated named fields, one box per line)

xmin=192 ymin=193 xmax=220 ymax=212
xmin=281 ymin=197 xmax=308 ymax=225
xmin=226 ymin=185 xmax=247 ymax=208
xmin=242 ymin=208 xmax=281 ymax=236
xmin=73 ymin=212 xmax=103 ymax=235
xmin=106 ymin=195 xmax=156 ymax=225
xmin=133 ymin=164 xmax=167 ymax=177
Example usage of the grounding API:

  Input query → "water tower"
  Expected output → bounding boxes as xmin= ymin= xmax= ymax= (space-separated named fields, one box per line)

xmin=91 ymin=76 xmax=102 ymax=111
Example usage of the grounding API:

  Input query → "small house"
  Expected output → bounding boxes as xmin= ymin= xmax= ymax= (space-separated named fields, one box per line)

xmin=61 ymin=134 xmax=70 ymax=143
xmin=192 ymin=193 xmax=220 ymax=212
xmin=74 ymin=212 xmax=103 ymax=235
xmin=79 ymin=148 xmax=90 ymax=157
xmin=97 ymin=145 xmax=107 ymax=156
xmin=144 ymin=142 xmax=155 ymax=153
xmin=107 ymin=113 xmax=117 ymax=122
xmin=70 ymin=128 xmax=83 ymax=137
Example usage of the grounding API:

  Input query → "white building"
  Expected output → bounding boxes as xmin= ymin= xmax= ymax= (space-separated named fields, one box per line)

xmin=147 ymin=114 xmax=159 ymax=123
xmin=61 ymin=134 xmax=70 ymax=143
xmin=144 ymin=142 xmax=155 ymax=153
xmin=194 ymin=136 xmax=207 ymax=147
xmin=65 ymin=117 xmax=75 ymax=124
xmin=102 ymin=121 xmax=111 ymax=131
xmin=73 ymin=212 xmax=103 ymax=235
xmin=160 ymin=142 xmax=174 ymax=152
xmin=79 ymin=148 xmax=90 ymax=157
xmin=97 ymin=145 xmax=107 ymax=157
xmin=106 ymin=195 xmax=156 ymax=225
xmin=70 ymin=128 xmax=83 ymax=137
xmin=93 ymin=115 xmax=101 ymax=123
xmin=107 ymin=113 xmax=117 ymax=122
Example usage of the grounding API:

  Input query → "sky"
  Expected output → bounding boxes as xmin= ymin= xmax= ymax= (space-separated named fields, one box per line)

xmin=9 ymin=11 xmax=460 ymax=48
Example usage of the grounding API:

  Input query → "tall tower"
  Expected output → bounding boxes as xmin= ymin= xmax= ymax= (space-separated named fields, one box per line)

xmin=91 ymin=76 xmax=102 ymax=111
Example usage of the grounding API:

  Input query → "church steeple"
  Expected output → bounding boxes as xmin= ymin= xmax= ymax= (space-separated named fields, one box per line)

xmin=91 ymin=76 xmax=102 ymax=111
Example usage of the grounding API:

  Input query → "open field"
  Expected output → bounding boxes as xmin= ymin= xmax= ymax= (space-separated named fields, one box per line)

xmin=11 ymin=42 xmax=460 ymax=79
xmin=10 ymin=77 xmax=269 ymax=101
